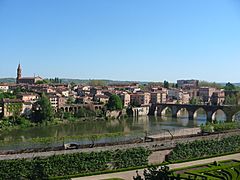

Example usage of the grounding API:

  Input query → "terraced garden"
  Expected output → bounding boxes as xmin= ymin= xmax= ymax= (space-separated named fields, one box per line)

xmin=172 ymin=160 xmax=240 ymax=180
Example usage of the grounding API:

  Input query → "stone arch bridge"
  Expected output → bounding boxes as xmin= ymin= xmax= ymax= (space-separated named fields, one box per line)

xmin=58 ymin=104 xmax=103 ymax=113
xmin=150 ymin=104 xmax=240 ymax=122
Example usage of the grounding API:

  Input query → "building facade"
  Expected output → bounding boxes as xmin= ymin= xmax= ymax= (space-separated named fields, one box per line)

xmin=0 ymin=84 xmax=9 ymax=92
xmin=0 ymin=98 xmax=23 ymax=118
xmin=177 ymin=79 xmax=199 ymax=89
xmin=16 ymin=63 xmax=43 ymax=84
xmin=199 ymin=87 xmax=216 ymax=104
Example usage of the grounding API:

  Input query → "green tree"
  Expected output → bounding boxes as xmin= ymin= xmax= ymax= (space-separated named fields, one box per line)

xmin=74 ymin=108 xmax=97 ymax=118
xmin=163 ymin=80 xmax=169 ymax=89
xmin=13 ymin=87 xmax=22 ymax=96
xmin=0 ymin=91 xmax=16 ymax=99
xmin=66 ymin=97 xmax=75 ymax=104
xmin=11 ymin=103 xmax=22 ymax=122
xmin=224 ymin=82 xmax=236 ymax=91
xmin=199 ymin=81 xmax=222 ymax=89
xmin=225 ymin=95 xmax=237 ymax=105
xmin=70 ymin=82 xmax=76 ymax=88
xmin=55 ymin=110 xmax=64 ymax=120
xmin=236 ymin=92 xmax=240 ymax=105
xmin=88 ymin=80 xmax=107 ymax=86
xmin=36 ymin=79 xmax=50 ymax=84
xmin=34 ymin=93 xmax=54 ymax=122
xmin=75 ymin=108 xmax=86 ymax=118
xmin=107 ymin=94 xmax=123 ymax=110
xmin=134 ymin=166 xmax=172 ymax=180
xmin=189 ymin=97 xmax=201 ymax=105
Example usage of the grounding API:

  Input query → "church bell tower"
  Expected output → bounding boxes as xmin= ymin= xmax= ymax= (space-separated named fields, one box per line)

xmin=16 ymin=63 xmax=22 ymax=84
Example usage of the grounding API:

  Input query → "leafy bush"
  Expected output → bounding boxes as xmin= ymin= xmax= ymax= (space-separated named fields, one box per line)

xmin=201 ymin=122 xmax=240 ymax=133
xmin=0 ymin=147 xmax=151 ymax=179
xmin=107 ymin=95 xmax=123 ymax=110
xmin=74 ymin=108 xmax=96 ymax=118
xmin=168 ymin=135 xmax=240 ymax=162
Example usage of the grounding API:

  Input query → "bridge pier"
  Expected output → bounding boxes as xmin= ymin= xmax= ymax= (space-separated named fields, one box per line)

xmin=156 ymin=108 xmax=162 ymax=116
xmin=172 ymin=106 xmax=179 ymax=118
xmin=226 ymin=114 xmax=233 ymax=122
xmin=188 ymin=110 xmax=195 ymax=120
xmin=206 ymin=111 xmax=214 ymax=122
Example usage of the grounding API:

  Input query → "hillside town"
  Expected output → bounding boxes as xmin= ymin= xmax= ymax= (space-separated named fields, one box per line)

xmin=1 ymin=0 xmax=240 ymax=179
xmin=0 ymin=64 xmax=239 ymax=119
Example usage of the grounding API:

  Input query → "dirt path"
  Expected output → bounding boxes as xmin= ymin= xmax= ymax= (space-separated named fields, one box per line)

xmin=72 ymin=153 xmax=240 ymax=180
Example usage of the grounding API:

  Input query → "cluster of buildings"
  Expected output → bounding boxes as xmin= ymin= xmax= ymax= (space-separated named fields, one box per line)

xmin=0 ymin=64 xmax=234 ymax=118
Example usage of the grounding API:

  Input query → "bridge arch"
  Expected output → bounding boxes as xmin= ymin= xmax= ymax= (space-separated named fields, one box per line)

xmin=176 ymin=108 xmax=189 ymax=118
xmin=176 ymin=108 xmax=189 ymax=126
xmin=65 ymin=107 xmax=69 ymax=112
xmin=74 ymin=107 xmax=77 ymax=112
xmin=232 ymin=111 xmax=240 ymax=122
xmin=212 ymin=109 xmax=227 ymax=122
xmin=160 ymin=106 xmax=173 ymax=117
xmin=155 ymin=104 xmax=240 ymax=122
xmin=193 ymin=107 xmax=207 ymax=120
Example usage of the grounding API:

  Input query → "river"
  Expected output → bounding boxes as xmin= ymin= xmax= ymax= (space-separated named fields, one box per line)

xmin=0 ymin=110 xmax=226 ymax=151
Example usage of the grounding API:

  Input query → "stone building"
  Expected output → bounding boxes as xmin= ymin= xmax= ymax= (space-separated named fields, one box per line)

xmin=119 ymin=92 xmax=131 ymax=107
xmin=90 ymin=87 xmax=103 ymax=96
xmin=16 ymin=63 xmax=43 ymax=84
xmin=0 ymin=98 xmax=23 ymax=118
xmin=199 ymin=87 xmax=216 ymax=104
xmin=93 ymin=94 xmax=109 ymax=104
xmin=211 ymin=90 xmax=225 ymax=105
xmin=0 ymin=84 xmax=9 ymax=92
xmin=47 ymin=94 xmax=58 ymax=110
xmin=177 ymin=79 xmax=199 ymax=89
xmin=130 ymin=92 xmax=150 ymax=106
xmin=150 ymin=91 xmax=167 ymax=104
xmin=18 ymin=93 xmax=39 ymax=103
xmin=181 ymin=92 xmax=190 ymax=104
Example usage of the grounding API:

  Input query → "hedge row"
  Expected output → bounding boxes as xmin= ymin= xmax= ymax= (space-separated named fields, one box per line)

xmin=167 ymin=135 xmax=240 ymax=162
xmin=201 ymin=122 xmax=240 ymax=133
xmin=0 ymin=147 xmax=151 ymax=179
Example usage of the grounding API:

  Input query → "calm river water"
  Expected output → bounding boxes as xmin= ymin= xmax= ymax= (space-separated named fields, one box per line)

xmin=0 ymin=111 xmax=226 ymax=151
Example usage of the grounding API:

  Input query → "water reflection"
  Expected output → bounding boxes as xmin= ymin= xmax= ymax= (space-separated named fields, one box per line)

xmin=0 ymin=111 xmax=227 ymax=142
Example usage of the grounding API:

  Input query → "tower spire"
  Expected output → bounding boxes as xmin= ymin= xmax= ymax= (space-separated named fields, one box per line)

xmin=16 ymin=62 xmax=22 ymax=84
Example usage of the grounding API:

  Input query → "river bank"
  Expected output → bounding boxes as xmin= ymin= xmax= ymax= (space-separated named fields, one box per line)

xmin=0 ymin=129 xmax=239 ymax=160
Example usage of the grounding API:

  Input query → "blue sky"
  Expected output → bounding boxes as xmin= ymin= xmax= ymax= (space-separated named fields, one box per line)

xmin=0 ymin=0 xmax=240 ymax=82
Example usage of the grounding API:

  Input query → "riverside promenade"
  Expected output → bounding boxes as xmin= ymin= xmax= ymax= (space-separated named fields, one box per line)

xmin=0 ymin=129 xmax=239 ymax=161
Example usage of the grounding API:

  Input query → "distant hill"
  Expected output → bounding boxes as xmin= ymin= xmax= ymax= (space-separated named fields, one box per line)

xmin=0 ymin=78 xmax=16 ymax=83
xmin=1 ymin=78 xmax=239 ymax=86
xmin=0 ymin=78 xmax=146 ymax=85
xmin=61 ymin=79 xmax=147 ymax=85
